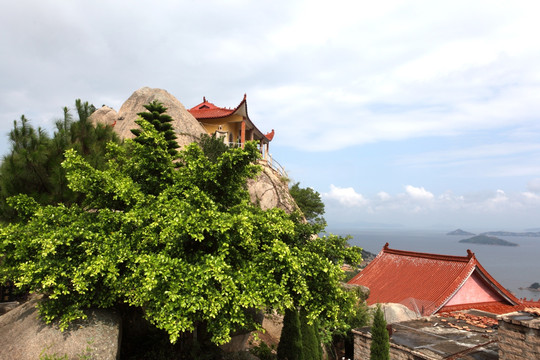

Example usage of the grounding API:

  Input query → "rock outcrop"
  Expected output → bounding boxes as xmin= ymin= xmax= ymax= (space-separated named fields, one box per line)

xmin=91 ymin=87 xmax=207 ymax=148
xmin=90 ymin=105 xmax=118 ymax=128
xmin=372 ymin=303 xmax=419 ymax=324
xmin=0 ymin=296 xmax=121 ymax=360
xmin=247 ymin=164 xmax=298 ymax=214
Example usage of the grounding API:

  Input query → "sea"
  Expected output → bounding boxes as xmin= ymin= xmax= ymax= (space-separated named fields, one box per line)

xmin=326 ymin=228 xmax=540 ymax=301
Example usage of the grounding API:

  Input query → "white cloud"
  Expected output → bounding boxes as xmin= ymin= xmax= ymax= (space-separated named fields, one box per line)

xmin=405 ymin=185 xmax=434 ymax=201
xmin=323 ymin=184 xmax=367 ymax=207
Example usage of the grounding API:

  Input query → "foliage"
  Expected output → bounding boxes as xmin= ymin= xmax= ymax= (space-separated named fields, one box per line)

xmin=289 ymin=182 xmax=325 ymax=225
xmin=300 ymin=309 xmax=321 ymax=360
xmin=249 ymin=341 xmax=276 ymax=360
xmin=131 ymin=100 xmax=178 ymax=157
xmin=0 ymin=116 xmax=52 ymax=220
xmin=198 ymin=133 xmax=230 ymax=163
xmin=0 ymin=108 xmax=362 ymax=346
xmin=370 ymin=305 xmax=389 ymax=360
xmin=0 ymin=100 xmax=119 ymax=221
xmin=277 ymin=308 xmax=304 ymax=360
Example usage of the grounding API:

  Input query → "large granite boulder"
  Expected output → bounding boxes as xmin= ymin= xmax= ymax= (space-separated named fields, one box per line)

xmin=111 ymin=87 xmax=206 ymax=147
xmin=90 ymin=105 xmax=118 ymax=128
xmin=372 ymin=303 xmax=419 ymax=324
xmin=0 ymin=296 xmax=121 ymax=360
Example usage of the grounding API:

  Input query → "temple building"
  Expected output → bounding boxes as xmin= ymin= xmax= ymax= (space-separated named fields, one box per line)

xmin=348 ymin=243 xmax=531 ymax=316
xmin=188 ymin=95 xmax=275 ymax=160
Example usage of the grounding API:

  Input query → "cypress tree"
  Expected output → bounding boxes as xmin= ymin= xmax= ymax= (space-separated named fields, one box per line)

xmin=131 ymin=100 xmax=178 ymax=157
xmin=370 ymin=305 xmax=390 ymax=360
xmin=300 ymin=309 xmax=322 ymax=360
xmin=277 ymin=308 xmax=304 ymax=360
xmin=313 ymin=319 xmax=322 ymax=360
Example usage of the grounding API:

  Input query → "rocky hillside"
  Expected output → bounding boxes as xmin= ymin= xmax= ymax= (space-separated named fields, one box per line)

xmin=91 ymin=87 xmax=298 ymax=213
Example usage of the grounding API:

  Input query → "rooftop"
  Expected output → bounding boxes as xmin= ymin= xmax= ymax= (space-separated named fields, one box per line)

xmin=348 ymin=243 xmax=520 ymax=315
xmin=188 ymin=96 xmax=239 ymax=119
xmin=355 ymin=310 xmax=500 ymax=359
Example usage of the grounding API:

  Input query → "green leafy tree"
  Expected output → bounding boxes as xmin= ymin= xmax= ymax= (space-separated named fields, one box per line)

xmin=278 ymin=216 xmax=364 ymax=359
xmin=277 ymin=309 xmax=304 ymax=360
xmin=370 ymin=305 xmax=390 ymax=360
xmin=0 ymin=109 xmax=362 ymax=347
xmin=131 ymin=100 xmax=178 ymax=157
xmin=198 ymin=133 xmax=230 ymax=163
xmin=289 ymin=182 xmax=325 ymax=225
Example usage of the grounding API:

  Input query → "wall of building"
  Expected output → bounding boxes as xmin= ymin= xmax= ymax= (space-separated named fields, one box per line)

xmin=197 ymin=115 xmax=243 ymax=142
xmin=353 ymin=329 xmax=432 ymax=360
xmin=498 ymin=315 xmax=540 ymax=360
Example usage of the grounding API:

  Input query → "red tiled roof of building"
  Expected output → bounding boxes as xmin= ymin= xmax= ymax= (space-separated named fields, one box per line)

xmin=348 ymin=243 xmax=520 ymax=316
xmin=188 ymin=96 xmax=238 ymax=119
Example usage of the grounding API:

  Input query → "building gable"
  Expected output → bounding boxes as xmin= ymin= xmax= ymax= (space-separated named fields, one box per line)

xmin=446 ymin=270 xmax=505 ymax=306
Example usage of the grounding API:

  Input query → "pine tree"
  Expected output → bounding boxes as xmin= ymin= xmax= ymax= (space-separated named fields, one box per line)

xmin=277 ymin=308 xmax=304 ymax=360
xmin=370 ymin=305 xmax=390 ymax=360
xmin=0 ymin=116 xmax=53 ymax=220
xmin=198 ymin=133 xmax=229 ymax=163
xmin=131 ymin=100 xmax=178 ymax=156
xmin=0 ymin=100 xmax=119 ymax=221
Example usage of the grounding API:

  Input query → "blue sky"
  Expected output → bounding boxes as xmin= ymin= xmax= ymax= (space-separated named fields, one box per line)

xmin=2 ymin=0 xmax=540 ymax=231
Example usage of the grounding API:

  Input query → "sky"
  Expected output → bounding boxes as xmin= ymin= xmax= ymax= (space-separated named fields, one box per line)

xmin=2 ymin=0 xmax=540 ymax=231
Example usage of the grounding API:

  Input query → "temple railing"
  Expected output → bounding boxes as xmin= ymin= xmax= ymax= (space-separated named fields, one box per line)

xmin=262 ymin=154 xmax=288 ymax=180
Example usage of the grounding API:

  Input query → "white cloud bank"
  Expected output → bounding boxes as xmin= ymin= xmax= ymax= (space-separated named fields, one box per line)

xmin=324 ymin=184 xmax=367 ymax=207
xmin=323 ymin=184 xmax=540 ymax=229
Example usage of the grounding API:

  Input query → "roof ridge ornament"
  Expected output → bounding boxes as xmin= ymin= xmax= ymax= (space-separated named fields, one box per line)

xmin=467 ymin=249 xmax=474 ymax=259
xmin=383 ymin=242 xmax=390 ymax=251
xmin=203 ymin=96 xmax=207 ymax=102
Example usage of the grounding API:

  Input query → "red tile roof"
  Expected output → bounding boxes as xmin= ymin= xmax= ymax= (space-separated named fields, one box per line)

xmin=348 ymin=243 xmax=520 ymax=316
xmin=188 ymin=96 xmax=237 ymax=119
xmin=264 ymin=129 xmax=275 ymax=141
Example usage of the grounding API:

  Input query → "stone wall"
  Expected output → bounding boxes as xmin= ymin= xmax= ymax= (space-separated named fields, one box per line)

xmin=498 ymin=313 xmax=540 ymax=360
xmin=352 ymin=329 xmax=433 ymax=360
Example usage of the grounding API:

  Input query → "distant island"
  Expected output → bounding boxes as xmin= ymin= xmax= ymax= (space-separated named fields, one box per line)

xmin=459 ymin=234 xmax=518 ymax=247
xmin=481 ymin=231 xmax=540 ymax=237
xmin=519 ymin=282 xmax=540 ymax=292
xmin=447 ymin=229 xmax=475 ymax=236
